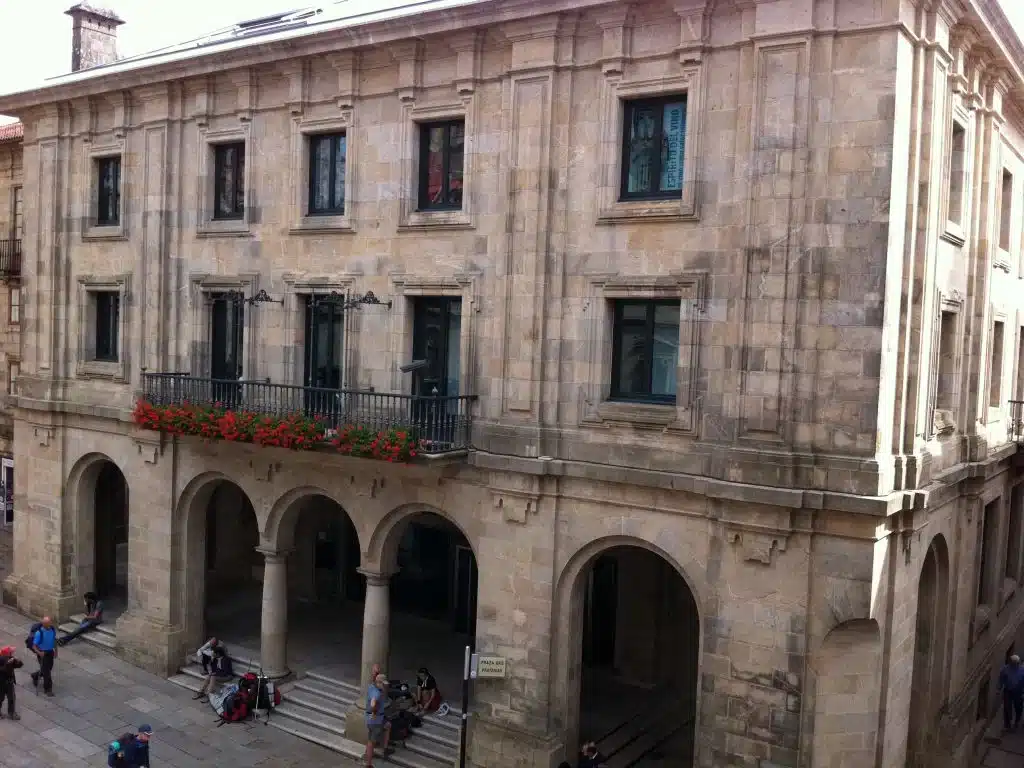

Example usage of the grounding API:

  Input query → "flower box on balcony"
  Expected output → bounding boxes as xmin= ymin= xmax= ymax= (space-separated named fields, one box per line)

xmin=133 ymin=400 xmax=422 ymax=462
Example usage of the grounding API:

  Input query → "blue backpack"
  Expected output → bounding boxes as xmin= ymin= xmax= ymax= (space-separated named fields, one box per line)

xmin=23 ymin=622 xmax=41 ymax=651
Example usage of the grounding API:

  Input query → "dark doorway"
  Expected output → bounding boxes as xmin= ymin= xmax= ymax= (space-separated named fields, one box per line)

xmin=453 ymin=544 xmax=478 ymax=636
xmin=303 ymin=296 xmax=344 ymax=421
xmin=93 ymin=462 xmax=128 ymax=600
xmin=203 ymin=482 xmax=261 ymax=635
xmin=411 ymin=297 xmax=461 ymax=398
xmin=577 ymin=547 xmax=699 ymax=767
xmin=210 ymin=293 xmax=243 ymax=407
xmin=583 ymin=555 xmax=617 ymax=668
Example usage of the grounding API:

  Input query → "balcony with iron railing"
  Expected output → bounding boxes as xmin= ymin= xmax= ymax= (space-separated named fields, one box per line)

xmin=1010 ymin=400 xmax=1024 ymax=443
xmin=0 ymin=239 xmax=20 ymax=279
xmin=139 ymin=372 xmax=476 ymax=457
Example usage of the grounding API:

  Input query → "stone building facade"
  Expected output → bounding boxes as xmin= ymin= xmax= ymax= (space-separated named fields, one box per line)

xmin=0 ymin=123 xmax=23 ymax=539
xmin=1 ymin=0 xmax=1024 ymax=766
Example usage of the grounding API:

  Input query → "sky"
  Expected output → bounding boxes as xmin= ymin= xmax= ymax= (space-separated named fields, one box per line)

xmin=0 ymin=0 xmax=1022 ymax=122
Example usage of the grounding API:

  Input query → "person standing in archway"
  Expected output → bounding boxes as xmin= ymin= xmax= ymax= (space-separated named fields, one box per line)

xmin=999 ymin=654 xmax=1024 ymax=731
xmin=364 ymin=670 xmax=392 ymax=767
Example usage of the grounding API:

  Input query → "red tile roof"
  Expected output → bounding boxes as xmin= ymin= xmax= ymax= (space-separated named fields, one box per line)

xmin=0 ymin=123 xmax=23 ymax=143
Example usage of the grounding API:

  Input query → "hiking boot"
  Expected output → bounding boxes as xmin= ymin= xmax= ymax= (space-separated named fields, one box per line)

xmin=193 ymin=693 xmax=206 ymax=700
xmin=30 ymin=673 xmax=38 ymax=690
xmin=44 ymin=690 xmax=54 ymax=697
xmin=8 ymin=712 xmax=19 ymax=721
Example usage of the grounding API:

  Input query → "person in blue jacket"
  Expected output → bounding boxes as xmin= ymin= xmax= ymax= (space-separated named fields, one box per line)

xmin=1000 ymin=654 xmax=1024 ymax=731
xmin=124 ymin=724 xmax=152 ymax=767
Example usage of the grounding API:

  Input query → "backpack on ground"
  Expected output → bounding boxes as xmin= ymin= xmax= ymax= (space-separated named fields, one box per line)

xmin=219 ymin=691 xmax=250 ymax=724
xmin=24 ymin=622 xmax=41 ymax=651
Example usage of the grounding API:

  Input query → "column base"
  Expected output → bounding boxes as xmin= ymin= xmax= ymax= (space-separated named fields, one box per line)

xmin=2 ymin=576 xmax=78 ymax=623
xmin=344 ymin=704 xmax=369 ymax=744
xmin=115 ymin=610 xmax=186 ymax=677
xmin=467 ymin=715 xmax=565 ymax=768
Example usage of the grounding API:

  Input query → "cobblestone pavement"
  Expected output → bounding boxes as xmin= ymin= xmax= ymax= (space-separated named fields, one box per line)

xmin=0 ymin=604 xmax=352 ymax=767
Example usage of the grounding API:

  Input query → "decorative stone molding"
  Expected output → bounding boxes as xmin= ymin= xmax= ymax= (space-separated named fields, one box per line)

xmin=391 ymin=40 xmax=423 ymax=103
xmin=672 ymin=0 xmax=712 ymax=64
xmin=493 ymin=489 xmax=538 ymax=525
xmin=190 ymin=75 xmax=212 ymax=128
xmin=276 ymin=59 xmax=308 ymax=116
xmin=727 ymin=526 xmax=788 ymax=565
xmin=229 ymin=68 xmax=256 ymax=123
xmin=31 ymin=424 xmax=54 ymax=447
xmin=447 ymin=30 xmax=484 ymax=95
xmin=595 ymin=67 xmax=705 ymax=224
xmin=251 ymin=459 xmax=282 ymax=483
xmin=579 ymin=273 xmax=705 ymax=435
xmin=110 ymin=90 xmax=131 ymax=139
xmin=132 ymin=435 xmax=161 ymax=465
xmin=593 ymin=3 xmax=634 ymax=77
xmin=327 ymin=51 xmax=359 ymax=110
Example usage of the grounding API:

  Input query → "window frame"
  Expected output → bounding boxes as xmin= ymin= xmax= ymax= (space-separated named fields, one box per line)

xmin=95 ymin=156 xmax=122 ymax=227
xmin=10 ymin=185 xmax=22 ymax=241
xmin=8 ymin=286 xmax=19 ymax=326
xmin=307 ymin=132 xmax=347 ymax=216
xmin=417 ymin=119 xmax=466 ymax=212
xmin=76 ymin=275 xmax=130 ymax=382
xmin=212 ymin=142 xmax=246 ymax=221
xmin=609 ymin=298 xmax=681 ymax=404
xmin=618 ymin=95 xmax=688 ymax=202
xmin=93 ymin=291 xmax=121 ymax=363
xmin=6 ymin=359 xmax=17 ymax=397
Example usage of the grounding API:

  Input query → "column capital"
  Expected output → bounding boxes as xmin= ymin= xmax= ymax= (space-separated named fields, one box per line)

xmin=256 ymin=547 xmax=292 ymax=564
xmin=358 ymin=567 xmax=397 ymax=587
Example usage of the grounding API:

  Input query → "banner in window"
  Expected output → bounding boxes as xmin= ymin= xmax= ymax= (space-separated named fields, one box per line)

xmin=660 ymin=102 xmax=686 ymax=192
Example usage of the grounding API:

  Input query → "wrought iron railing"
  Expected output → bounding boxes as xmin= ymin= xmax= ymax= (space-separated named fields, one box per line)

xmin=140 ymin=372 xmax=475 ymax=455
xmin=0 ymin=240 xmax=20 ymax=278
xmin=1010 ymin=400 xmax=1024 ymax=443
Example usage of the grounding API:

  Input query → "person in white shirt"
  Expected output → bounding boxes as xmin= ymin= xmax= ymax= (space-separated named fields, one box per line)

xmin=195 ymin=638 xmax=221 ymax=675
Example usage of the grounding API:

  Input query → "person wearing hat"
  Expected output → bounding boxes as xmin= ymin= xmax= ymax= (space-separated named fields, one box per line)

xmin=364 ymin=670 xmax=392 ymax=767
xmin=1000 ymin=654 xmax=1024 ymax=731
xmin=0 ymin=645 xmax=23 ymax=720
xmin=125 ymin=724 xmax=153 ymax=767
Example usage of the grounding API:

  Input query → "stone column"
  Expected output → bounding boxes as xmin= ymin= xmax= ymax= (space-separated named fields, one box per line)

xmin=258 ymin=547 xmax=290 ymax=679
xmin=345 ymin=567 xmax=393 ymax=743
xmin=358 ymin=568 xmax=392 ymax=688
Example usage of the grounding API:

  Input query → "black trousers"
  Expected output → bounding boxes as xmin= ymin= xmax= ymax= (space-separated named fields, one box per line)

xmin=61 ymin=619 xmax=100 ymax=644
xmin=1003 ymin=689 xmax=1023 ymax=728
xmin=0 ymin=679 xmax=14 ymax=714
xmin=32 ymin=651 xmax=54 ymax=693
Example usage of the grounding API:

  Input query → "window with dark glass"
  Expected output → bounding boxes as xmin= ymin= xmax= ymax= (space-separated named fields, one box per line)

xmin=620 ymin=96 xmax=687 ymax=200
xmin=94 ymin=291 xmax=120 ymax=362
xmin=418 ymin=120 xmax=465 ymax=211
xmin=308 ymin=133 xmax=347 ymax=215
xmin=610 ymin=300 xmax=680 ymax=403
xmin=96 ymin=157 xmax=121 ymax=226
xmin=213 ymin=143 xmax=246 ymax=220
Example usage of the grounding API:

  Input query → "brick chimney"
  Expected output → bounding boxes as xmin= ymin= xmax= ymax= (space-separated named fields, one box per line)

xmin=65 ymin=2 xmax=124 ymax=72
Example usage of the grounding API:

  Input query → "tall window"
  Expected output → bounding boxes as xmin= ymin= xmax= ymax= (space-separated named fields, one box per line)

xmin=935 ymin=310 xmax=957 ymax=411
xmin=10 ymin=185 xmax=22 ymax=240
xmin=95 ymin=156 xmax=121 ymax=226
xmin=418 ymin=120 xmax=464 ymax=211
xmin=6 ymin=360 xmax=17 ymax=396
xmin=308 ymin=133 xmax=347 ymax=215
xmin=990 ymin=321 xmax=1005 ymax=408
xmin=1006 ymin=486 xmax=1022 ymax=582
xmin=93 ymin=291 xmax=120 ymax=362
xmin=1000 ymin=169 xmax=1013 ymax=251
xmin=610 ymin=300 xmax=680 ymax=403
xmin=8 ymin=286 xmax=19 ymax=325
xmin=213 ymin=143 xmax=245 ymax=220
xmin=620 ymin=96 xmax=687 ymax=200
xmin=979 ymin=499 xmax=1000 ymax=606
xmin=948 ymin=122 xmax=966 ymax=224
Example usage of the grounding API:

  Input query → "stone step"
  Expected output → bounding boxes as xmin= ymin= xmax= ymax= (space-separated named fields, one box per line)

xmin=273 ymin=701 xmax=348 ymax=738
xmin=289 ymin=676 xmax=359 ymax=708
xmin=402 ymin=733 xmax=457 ymax=765
xmin=603 ymin=713 xmax=693 ymax=768
xmin=57 ymin=622 xmax=116 ymax=650
xmin=263 ymin=715 xmax=364 ymax=761
xmin=281 ymin=688 xmax=356 ymax=721
xmin=167 ymin=673 xmax=202 ymax=693
xmin=302 ymin=670 xmax=362 ymax=697
xmin=68 ymin=615 xmax=117 ymax=638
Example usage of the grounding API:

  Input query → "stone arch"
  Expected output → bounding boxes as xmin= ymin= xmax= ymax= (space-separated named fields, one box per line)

xmin=170 ymin=470 xmax=261 ymax=655
xmin=810 ymin=619 xmax=882 ymax=767
xmin=906 ymin=534 xmax=951 ymax=767
xmin=65 ymin=452 xmax=130 ymax=600
xmin=263 ymin=485 xmax=361 ymax=553
xmin=550 ymin=535 xmax=704 ymax=764
xmin=364 ymin=501 xmax=478 ymax=573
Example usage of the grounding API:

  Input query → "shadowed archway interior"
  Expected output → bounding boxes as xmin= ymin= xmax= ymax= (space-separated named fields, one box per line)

xmin=572 ymin=545 xmax=700 ymax=767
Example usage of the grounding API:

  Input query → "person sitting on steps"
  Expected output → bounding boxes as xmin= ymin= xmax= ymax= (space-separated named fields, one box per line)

xmin=195 ymin=637 xmax=222 ymax=675
xmin=58 ymin=592 xmax=104 ymax=647
xmin=193 ymin=646 xmax=233 ymax=700
xmin=412 ymin=667 xmax=442 ymax=715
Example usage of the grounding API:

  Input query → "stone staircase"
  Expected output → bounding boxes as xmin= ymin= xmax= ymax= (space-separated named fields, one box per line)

xmin=168 ymin=657 xmax=460 ymax=768
xmin=56 ymin=615 xmax=118 ymax=651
